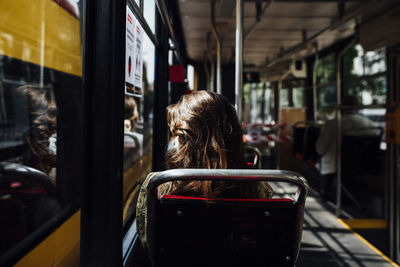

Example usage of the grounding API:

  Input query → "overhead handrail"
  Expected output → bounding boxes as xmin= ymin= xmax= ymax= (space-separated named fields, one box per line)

xmin=266 ymin=0 xmax=386 ymax=68
xmin=155 ymin=0 xmax=185 ymax=65
xmin=243 ymin=0 xmax=273 ymax=43
xmin=235 ymin=0 xmax=243 ymax=120
xmin=210 ymin=0 xmax=222 ymax=94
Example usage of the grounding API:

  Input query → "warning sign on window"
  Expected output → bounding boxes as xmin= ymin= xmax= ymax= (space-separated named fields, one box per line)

xmin=125 ymin=6 xmax=143 ymax=97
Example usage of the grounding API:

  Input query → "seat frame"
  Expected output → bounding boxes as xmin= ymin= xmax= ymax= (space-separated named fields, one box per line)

xmin=145 ymin=169 xmax=309 ymax=267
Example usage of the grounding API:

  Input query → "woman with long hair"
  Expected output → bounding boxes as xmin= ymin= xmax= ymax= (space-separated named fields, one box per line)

xmin=18 ymin=85 xmax=57 ymax=176
xmin=136 ymin=91 xmax=272 ymax=246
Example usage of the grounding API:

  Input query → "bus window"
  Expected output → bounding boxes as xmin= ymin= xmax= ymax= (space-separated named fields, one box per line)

xmin=293 ymin=86 xmax=305 ymax=108
xmin=143 ymin=0 xmax=156 ymax=34
xmin=315 ymin=54 xmax=337 ymax=121
xmin=123 ymin=8 xmax=155 ymax=226
xmin=343 ymin=44 xmax=387 ymax=106
xmin=0 ymin=0 xmax=82 ymax=261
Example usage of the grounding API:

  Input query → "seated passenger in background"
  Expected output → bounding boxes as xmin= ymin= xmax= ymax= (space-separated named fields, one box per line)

xmin=136 ymin=91 xmax=273 ymax=246
xmin=124 ymin=95 xmax=143 ymax=156
xmin=316 ymin=95 xmax=377 ymax=201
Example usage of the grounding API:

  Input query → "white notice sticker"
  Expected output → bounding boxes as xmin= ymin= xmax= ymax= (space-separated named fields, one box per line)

xmin=133 ymin=22 xmax=143 ymax=96
xmin=125 ymin=6 xmax=137 ymax=96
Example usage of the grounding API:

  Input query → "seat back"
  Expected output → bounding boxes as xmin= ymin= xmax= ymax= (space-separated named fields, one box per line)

xmin=292 ymin=127 xmax=306 ymax=157
xmin=302 ymin=124 xmax=320 ymax=161
xmin=244 ymin=145 xmax=262 ymax=168
xmin=146 ymin=169 xmax=308 ymax=267
xmin=341 ymin=128 xmax=383 ymax=178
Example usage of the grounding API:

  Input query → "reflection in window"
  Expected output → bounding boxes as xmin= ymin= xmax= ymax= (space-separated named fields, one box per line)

xmin=0 ymin=0 xmax=82 ymax=257
xmin=0 ymin=85 xmax=61 ymax=255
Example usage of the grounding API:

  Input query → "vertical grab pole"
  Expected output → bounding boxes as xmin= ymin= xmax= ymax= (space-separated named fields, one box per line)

xmin=210 ymin=0 xmax=222 ymax=94
xmin=335 ymin=52 xmax=342 ymax=217
xmin=335 ymin=38 xmax=356 ymax=217
xmin=235 ymin=0 xmax=243 ymax=120
xmin=203 ymin=52 xmax=210 ymax=91
xmin=312 ymin=43 xmax=318 ymax=121
xmin=207 ymin=32 xmax=215 ymax=92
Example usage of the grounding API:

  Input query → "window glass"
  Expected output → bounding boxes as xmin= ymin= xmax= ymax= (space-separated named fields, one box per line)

xmin=123 ymin=11 xmax=155 ymax=226
xmin=343 ymin=44 xmax=387 ymax=107
xmin=316 ymin=54 xmax=335 ymax=85
xmin=0 ymin=0 xmax=82 ymax=257
xmin=280 ymin=88 xmax=289 ymax=107
xmin=341 ymin=44 xmax=387 ymax=134
xmin=242 ymin=83 xmax=252 ymax=122
xmin=343 ymin=44 xmax=386 ymax=78
xmin=316 ymin=85 xmax=337 ymax=121
xmin=344 ymin=76 xmax=386 ymax=105
xmin=293 ymin=86 xmax=304 ymax=108
xmin=315 ymin=54 xmax=337 ymax=121
xmin=143 ymin=0 xmax=156 ymax=34
xmin=264 ymin=83 xmax=275 ymax=123
xmin=245 ymin=83 xmax=275 ymax=124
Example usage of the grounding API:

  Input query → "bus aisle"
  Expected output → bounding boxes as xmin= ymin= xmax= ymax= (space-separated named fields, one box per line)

xmin=298 ymin=190 xmax=398 ymax=267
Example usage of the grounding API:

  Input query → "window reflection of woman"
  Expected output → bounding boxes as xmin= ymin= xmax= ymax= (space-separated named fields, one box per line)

xmin=18 ymin=85 xmax=57 ymax=176
xmin=0 ymin=85 xmax=60 ymax=254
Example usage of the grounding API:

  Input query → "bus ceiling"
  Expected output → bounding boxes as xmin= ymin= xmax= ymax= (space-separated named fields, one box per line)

xmin=176 ymin=0 xmax=399 ymax=74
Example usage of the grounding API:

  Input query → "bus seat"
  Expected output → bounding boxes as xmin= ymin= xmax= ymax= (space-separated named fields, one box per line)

xmin=292 ymin=126 xmax=306 ymax=158
xmin=302 ymin=124 xmax=320 ymax=162
xmin=244 ymin=145 xmax=262 ymax=169
xmin=292 ymin=121 xmax=314 ymax=158
xmin=145 ymin=169 xmax=309 ymax=267
xmin=341 ymin=127 xmax=383 ymax=179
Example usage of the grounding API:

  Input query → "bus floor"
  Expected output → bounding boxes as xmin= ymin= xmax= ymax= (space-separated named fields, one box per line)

xmin=297 ymin=190 xmax=397 ymax=267
xmin=294 ymin=158 xmax=392 ymax=261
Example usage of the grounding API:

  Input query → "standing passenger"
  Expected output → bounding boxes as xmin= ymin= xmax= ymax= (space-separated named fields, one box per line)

xmin=136 ymin=91 xmax=273 ymax=246
xmin=316 ymin=95 xmax=377 ymax=201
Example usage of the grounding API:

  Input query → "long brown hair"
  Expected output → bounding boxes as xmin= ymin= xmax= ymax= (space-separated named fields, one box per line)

xmin=18 ymin=85 xmax=57 ymax=174
xmin=165 ymin=91 xmax=257 ymax=198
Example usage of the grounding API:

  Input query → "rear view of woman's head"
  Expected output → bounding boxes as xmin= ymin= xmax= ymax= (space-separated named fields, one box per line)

xmin=166 ymin=91 xmax=244 ymax=169
xmin=17 ymin=85 xmax=57 ymax=174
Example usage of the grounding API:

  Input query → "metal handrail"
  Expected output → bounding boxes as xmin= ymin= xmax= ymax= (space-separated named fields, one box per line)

xmin=147 ymin=169 xmax=309 ymax=202
xmin=155 ymin=0 xmax=184 ymax=65
xmin=210 ymin=0 xmax=222 ymax=94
